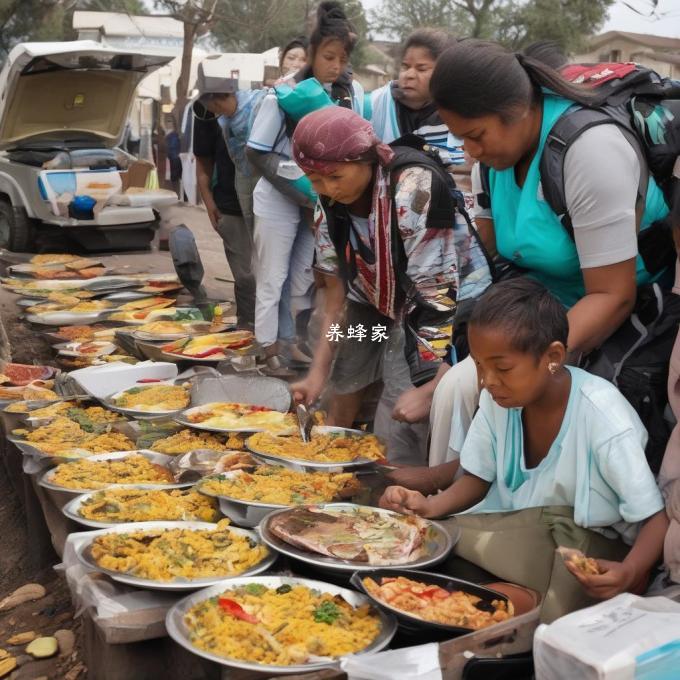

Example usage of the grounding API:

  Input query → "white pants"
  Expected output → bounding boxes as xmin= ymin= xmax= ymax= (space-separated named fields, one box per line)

xmin=253 ymin=213 xmax=315 ymax=348
xmin=428 ymin=355 xmax=480 ymax=466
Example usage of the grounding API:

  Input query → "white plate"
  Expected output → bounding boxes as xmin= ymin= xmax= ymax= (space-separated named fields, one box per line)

xmin=258 ymin=503 xmax=456 ymax=573
xmin=38 ymin=450 xmax=192 ymax=494
xmin=26 ymin=310 xmax=111 ymax=326
xmin=102 ymin=381 xmax=190 ymax=418
xmin=131 ymin=322 xmax=231 ymax=342
xmin=56 ymin=341 xmax=118 ymax=358
xmin=165 ymin=575 xmax=396 ymax=673
xmin=195 ymin=472 xmax=286 ymax=529
xmin=62 ymin=485 xmax=193 ymax=528
xmin=245 ymin=430 xmax=382 ymax=472
xmin=175 ymin=402 xmax=294 ymax=435
xmin=75 ymin=520 xmax=276 ymax=590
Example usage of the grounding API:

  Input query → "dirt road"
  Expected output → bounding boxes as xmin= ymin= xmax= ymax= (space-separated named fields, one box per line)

xmin=0 ymin=203 xmax=239 ymax=679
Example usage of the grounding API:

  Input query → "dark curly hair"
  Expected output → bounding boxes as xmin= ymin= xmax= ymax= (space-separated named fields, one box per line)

xmin=310 ymin=1 xmax=357 ymax=56
xmin=468 ymin=278 xmax=569 ymax=357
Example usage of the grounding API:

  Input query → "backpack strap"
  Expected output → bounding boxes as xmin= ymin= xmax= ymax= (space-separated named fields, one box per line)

xmin=477 ymin=164 xmax=491 ymax=211
xmin=388 ymin=135 xmax=457 ymax=230
xmin=540 ymin=106 xmax=649 ymax=238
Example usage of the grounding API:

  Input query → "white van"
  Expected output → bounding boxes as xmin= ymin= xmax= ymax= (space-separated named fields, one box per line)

xmin=0 ymin=41 xmax=177 ymax=251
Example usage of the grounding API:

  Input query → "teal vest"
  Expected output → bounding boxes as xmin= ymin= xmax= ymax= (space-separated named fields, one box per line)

xmin=488 ymin=94 xmax=669 ymax=308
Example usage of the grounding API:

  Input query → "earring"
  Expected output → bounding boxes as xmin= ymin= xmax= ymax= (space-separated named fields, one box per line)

xmin=548 ymin=362 xmax=558 ymax=375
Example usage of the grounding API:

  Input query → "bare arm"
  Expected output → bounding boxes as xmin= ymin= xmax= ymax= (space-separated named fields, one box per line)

xmin=481 ymin=216 xmax=636 ymax=357
xmin=380 ymin=472 xmax=490 ymax=519
xmin=567 ymin=510 xmax=669 ymax=599
xmin=567 ymin=259 xmax=637 ymax=356
xmin=195 ymin=156 xmax=220 ymax=230
xmin=290 ymin=273 xmax=346 ymax=405
xmin=393 ymin=361 xmax=451 ymax=424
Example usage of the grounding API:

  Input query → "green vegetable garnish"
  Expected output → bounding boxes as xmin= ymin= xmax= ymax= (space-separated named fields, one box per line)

xmin=245 ymin=583 xmax=267 ymax=596
xmin=313 ymin=600 xmax=341 ymax=624
xmin=276 ymin=584 xmax=292 ymax=594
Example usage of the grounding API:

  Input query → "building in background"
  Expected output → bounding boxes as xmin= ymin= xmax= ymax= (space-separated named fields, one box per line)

xmin=574 ymin=30 xmax=680 ymax=79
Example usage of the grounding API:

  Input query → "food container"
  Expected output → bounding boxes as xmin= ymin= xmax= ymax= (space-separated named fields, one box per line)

xmin=62 ymin=484 xmax=211 ymax=528
xmin=245 ymin=427 xmax=384 ymax=473
xmin=175 ymin=402 xmax=295 ymax=435
xmin=8 ymin=420 xmax=139 ymax=463
xmin=75 ymin=520 xmax=276 ymax=591
xmin=102 ymin=380 xmax=191 ymax=419
xmin=350 ymin=568 xmax=513 ymax=637
xmin=258 ymin=503 xmax=456 ymax=574
xmin=38 ymin=450 xmax=193 ymax=495
xmin=165 ymin=575 xmax=397 ymax=673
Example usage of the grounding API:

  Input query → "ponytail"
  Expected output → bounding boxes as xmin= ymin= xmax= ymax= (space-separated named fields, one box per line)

xmin=310 ymin=1 xmax=357 ymax=56
xmin=431 ymin=39 xmax=596 ymax=121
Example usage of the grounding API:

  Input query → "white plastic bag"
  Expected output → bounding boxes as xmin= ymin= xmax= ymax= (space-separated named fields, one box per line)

xmin=534 ymin=593 xmax=680 ymax=680
xmin=341 ymin=643 xmax=442 ymax=680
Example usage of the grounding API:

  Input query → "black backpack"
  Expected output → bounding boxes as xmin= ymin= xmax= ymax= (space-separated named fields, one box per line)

xmin=478 ymin=64 xmax=680 ymax=273
xmin=321 ymin=134 xmax=490 ymax=385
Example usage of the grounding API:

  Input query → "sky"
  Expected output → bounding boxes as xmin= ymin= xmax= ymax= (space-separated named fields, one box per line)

xmin=359 ymin=0 xmax=680 ymax=40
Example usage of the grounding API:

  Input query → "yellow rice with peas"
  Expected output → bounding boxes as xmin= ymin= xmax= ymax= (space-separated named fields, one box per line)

xmin=112 ymin=384 xmax=189 ymax=412
xmin=150 ymin=429 xmax=231 ymax=455
xmin=49 ymin=454 xmax=175 ymax=489
xmin=247 ymin=432 xmax=386 ymax=463
xmin=185 ymin=583 xmax=382 ymax=665
xmin=197 ymin=466 xmax=361 ymax=505
xmin=78 ymin=488 xmax=220 ymax=523
xmin=91 ymin=519 xmax=267 ymax=581
xmin=16 ymin=417 xmax=135 ymax=458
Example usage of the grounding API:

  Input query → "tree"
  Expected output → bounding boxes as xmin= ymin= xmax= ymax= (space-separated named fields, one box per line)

xmin=370 ymin=0 xmax=614 ymax=52
xmin=155 ymin=0 xmax=218 ymax=129
xmin=0 ymin=0 xmax=147 ymax=60
xmin=368 ymin=0 xmax=458 ymax=41
xmin=497 ymin=0 xmax=614 ymax=51
xmin=210 ymin=0 xmax=370 ymax=67
xmin=211 ymin=0 xmax=310 ymax=54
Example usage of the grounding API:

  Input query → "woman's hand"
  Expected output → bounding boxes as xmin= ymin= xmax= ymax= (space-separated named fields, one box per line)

xmin=565 ymin=558 xmax=643 ymax=600
xmin=290 ymin=372 xmax=325 ymax=406
xmin=379 ymin=485 xmax=430 ymax=516
xmin=392 ymin=385 xmax=432 ymax=423
xmin=385 ymin=466 xmax=440 ymax=495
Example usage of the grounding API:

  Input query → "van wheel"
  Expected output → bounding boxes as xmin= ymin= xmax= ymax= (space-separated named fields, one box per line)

xmin=0 ymin=200 xmax=34 ymax=252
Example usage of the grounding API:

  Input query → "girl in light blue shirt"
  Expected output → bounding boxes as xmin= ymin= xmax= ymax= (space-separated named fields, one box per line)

xmin=382 ymin=278 xmax=668 ymax=611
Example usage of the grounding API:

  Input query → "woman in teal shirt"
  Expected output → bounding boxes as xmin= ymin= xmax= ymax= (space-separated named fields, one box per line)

xmin=429 ymin=39 xmax=668 ymax=353
xmin=389 ymin=38 xmax=672 ymax=488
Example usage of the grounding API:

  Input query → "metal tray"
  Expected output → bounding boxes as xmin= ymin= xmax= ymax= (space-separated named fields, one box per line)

xmin=8 ymin=260 xmax=105 ymax=275
xmin=38 ymin=450 xmax=193 ymax=494
xmin=195 ymin=472 xmax=288 ymax=528
xmin=8 ymin=420 xmax=138 ymax=462
xmin=165 ymin=575 xmax=397 ymax=673
xmin=258 ymin=503 xmax=456 ymax=573
xmin=350 ymin=569 xmax=513 ymax=636
xmin=101 ymin=381 xmax=191 ymax=418
xmin=246 ymin=425 xmax=379 ymax=472
xmin=54 ymin=340 xmax=118 ymax=358
xmin=175 ymin=402 xmax=295 ymax=434
xmin=62 ymin=484 xmax=208 ymax=528
xmin=26 ymin=310 xmax=112 ymax=326
xmin=75 ymin=520 xmax=275 ymax=590
xmin=131 ymin=321 xmax=230 ymax=342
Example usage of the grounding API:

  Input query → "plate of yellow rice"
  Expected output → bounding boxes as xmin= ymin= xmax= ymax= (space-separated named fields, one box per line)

xmin=166 ymin=575 xmax=396 ymax=671
xmin=76 ymin=520 xmax=275 ymax=590
xmin=63 ymin=486 xmax=221 ymax=528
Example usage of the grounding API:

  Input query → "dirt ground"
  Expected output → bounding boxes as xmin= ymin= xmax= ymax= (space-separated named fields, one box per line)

xmin=0 ymin=203 xmax=238 ymax=679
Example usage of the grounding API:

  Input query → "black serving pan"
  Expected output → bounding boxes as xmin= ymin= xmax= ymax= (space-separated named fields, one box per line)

xmin=350 ymin=568 xmax=512 ymax=638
